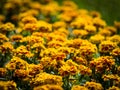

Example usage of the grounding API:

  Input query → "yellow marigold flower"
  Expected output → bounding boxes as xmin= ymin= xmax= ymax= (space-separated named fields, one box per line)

xmin=105 ymin=26 xmax=117 ymax=35
xmin=72 ymin=29 xmax=88 ymax=38
xmin=58 ymin=64 xmax=78 ymax=76
xmin=4 ymin=2 xmax=15 ymax=11
xmin=0 ymin=33 xmax=9 ymax=44
xmin=102 ymin=74 xmax=119 ymax=81
xmin=47 ymin=40 xmax=64 ymax=48
xmin=117 ymin=66 xmax=120 ymax=75
xmin=5 ymin=56 xmax=28 ymax=70
xmin=0 ymin=22 xmax=15 ymax=34
xmin=30 ymin=72 xmax=63 ymax=87
xmin=99 ymin=28 xmax=112 ymax=36
xmin=21 ymin=35 xmax=44 ymax=45
xmin=0 ymin=42 xmax=14 ymax=54
xmin=0 ymin=68 xmax=7 ymax=77
xmin=84 ymin=81 xmax=103 ymax=90
xmin=0 ymin=15 xmax=5 ymax=22
xmin=90 ymin=11 xmax=101 ymax=18
xmin=107 ymin=35 xmax=120 ymax=45
xmin=70 ymin=18 xmax=88 ymax=29
xmin=28 ymin=64 xmax=43 ymax=76
xmin=51 ymin=52 xmax=66 ymax=61
xmin=37 ymin=20 xmax=52 ymax=32
xmin=10 ymin=34 xmax=23 ymax=42
xmin=79 ymin=44 xmax=97 ymax=59
xmin=78 ymin=65 xmax=92 ymax=76
xmin=84 ymin=25 xmax=96 ymax=34
xmin=53 ymin=21 xmax=67 ymax=29
xmin=64 ymin=39 xmax=85 ymax=49
xmin=108 ymin=86 xmax=120 ymax=90
xmin=102 ymin=74 xmax=120 ymax=87
xmin=93 ymin=17 xmax=106 ymax=28
xmin=32 ymin=32 xmax=46 ymax=38
xmin=71 ymin=85 xmax=88 ymax=90
xmin=31 ymin=43 xmax=46 ymax=53
xmin=21 ymin=16 xmax=37 ymax=24
xmin=90 ymin=56 xmax=115 ymax=73
xmin=14 ymin=45 xmax=34 ymax=58
xmin=23 ymin=23 xmax=38 ymax=32
xmin=23 ymin=9 xmax=39 ymax=17
xmin=40 ymin=57 xmax=58 ymax=70
xmin=89 ymin=34 xmax=105 ymax=44
xmin=99 ymin=40 xmax=117 ymax=54
xmin=62 ymin=0 xmax=78 ymax=10
xmin=111 ymin=48 xmax=120 ymax=57
xmin=73 ymin=57 xmax=87 ymax=65
xmin=14 ymin=69 xmax=29 ymax=78
xmin=0 ymin=81 xmax=17 ymax=90
xmin=57 ymin=27 xmax=69 ymax=36
xmin=114 ymin=21 xmax=120 ymax=30
xmin=29 ymin=2 xmax=42 ymax=11
xmin=78 ymin=9 xmax=89 ymax=15
xmin=40 ymin=48 xmax=57 ymax=57
xmin=58 ymin=47 xmax=74 ymax=55
xmin=33 ymin=84 xmax=63 ymax=90
xmin=41 ymin=1 xmax=60 ymax=15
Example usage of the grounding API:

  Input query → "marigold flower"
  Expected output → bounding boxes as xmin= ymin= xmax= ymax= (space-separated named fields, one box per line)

xmin=23 ymin=23 xmax=38 ymax=33
xmin=14 ymin=69 xmax=29 ymax=78
xmin=108 ymin=86 xmax=120 ymax=90
xmin=14 ymin=45 xmax=34 ymax=58
xmin=33 ymin=84 xmax=63 ymax=90
xmin=5 ymin=56 xmax=28 ymax=70
xmin=28 ymin=64 xmax=43 ymax=77
xmin=30 ymin=72 xmax=63 ymax=87
xmin=111 ymin=48 xmax=120 ymax=57
xmin=0 ymin=68 xmax=7 ymax=77
xmin=90 ymin=11 xmax=101 ymax=18
xmin=0 ymin=81 xmax=17 ymax=90
xmin=102 ymin=74 xmax=120 ymax=87
xmin=84 ymin=81 xmax=103 ymax=90
xmin=21 ymin=16 xmax=37 ymax=24
xmin=89 ymin=34 xmax=105 ymax=44
xmin=37 ymin=20 xmax=52 ymax=32
xmin=73 ymin=57 xmax=87 ymax=65
xmin=10 ymin=34 xmax=23 ymax=42
xmin=53 ymin=21 xmax=67 ymax=29
xmin=58 ymin=64 xmax=78 ymax=76
xmin=114 ymin=21 xmax=120 ymax=30
xmin=90 ymin=56 xmax=115 ymax=73
xmin=78 ymin=65 xmax=92 ymax=76
xmin=84 ymin=25 xmax=96 ymax=34
xmin=72 ymin=29 xmax=88 ymax=38
xmin=99 ymin=40 xmax=117 ymax=54
xmin=107 ymin=35 xmax=120 ymax=45
xmin=0 ymin=33 xmax=9 ymax=44
xmin=93 ymin=17 xmax=106 ymax=28
xmin=21 ymin=35 xmax=44 ymax=45
xmin=71 ymin=85 xmax=88 ymax=90
xmin=79 ymin=44 xmax=97 ymax=59
xmin=0 ymin=22 xmax=15 ymax=33
xmin=0 ymin=42 xmax=14 ymax=54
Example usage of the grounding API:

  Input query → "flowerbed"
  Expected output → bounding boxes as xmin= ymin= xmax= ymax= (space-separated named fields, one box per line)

xmin=0 ymin=0 xmax=120 ymax=90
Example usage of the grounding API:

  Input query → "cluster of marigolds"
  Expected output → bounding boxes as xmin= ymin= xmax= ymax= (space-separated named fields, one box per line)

xmin=0 ymin=0 xmax=120 ymax=90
